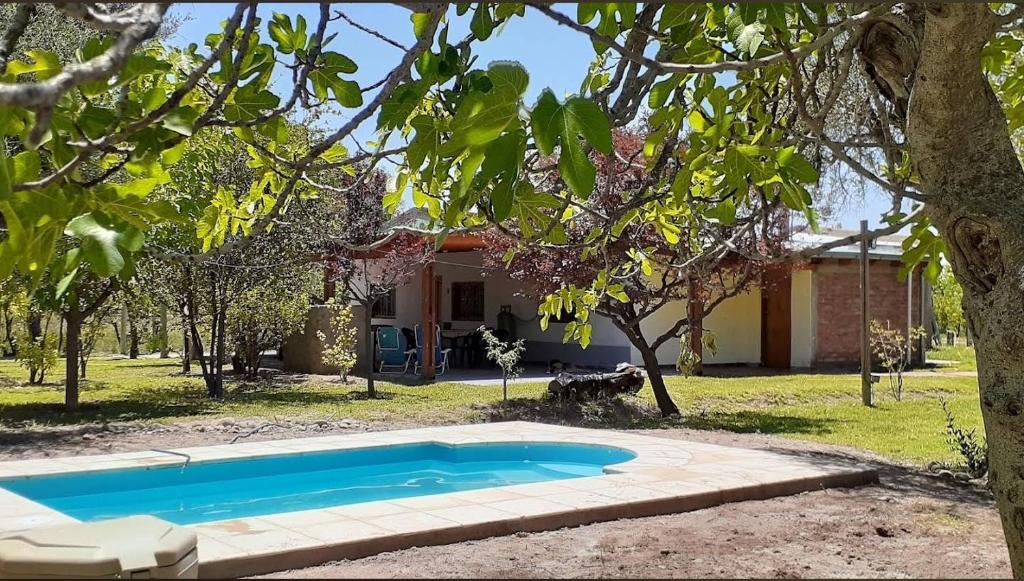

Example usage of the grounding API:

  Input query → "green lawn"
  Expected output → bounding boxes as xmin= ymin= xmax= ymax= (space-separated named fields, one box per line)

xmin=0 ymin=357 xmax=983 ymax=467
xmin=927 ymin=342 xmax=978 ymax=371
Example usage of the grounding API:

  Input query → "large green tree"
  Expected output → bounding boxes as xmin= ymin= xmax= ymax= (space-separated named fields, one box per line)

xmin=6 ymin=3 xmax=1024 ymax=574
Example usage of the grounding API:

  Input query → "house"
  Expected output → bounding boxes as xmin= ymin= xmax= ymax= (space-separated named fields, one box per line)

xmin=283 ymin=211 xmax=930 ymax=376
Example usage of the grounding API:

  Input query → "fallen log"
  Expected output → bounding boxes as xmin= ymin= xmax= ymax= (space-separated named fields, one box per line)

xmin=547 ymin=363 xmax=646 ymax=401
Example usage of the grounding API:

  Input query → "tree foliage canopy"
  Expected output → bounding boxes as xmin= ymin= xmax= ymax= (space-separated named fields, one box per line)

xmin=7 ymin=4 xmax=1024 ymax=572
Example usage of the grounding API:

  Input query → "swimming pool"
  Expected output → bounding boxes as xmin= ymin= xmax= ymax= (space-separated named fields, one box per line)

xmin=0 ymin=442 xmax=635 ymax=525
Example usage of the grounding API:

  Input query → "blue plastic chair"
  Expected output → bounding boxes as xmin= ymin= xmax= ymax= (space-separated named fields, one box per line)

xmin=375 ymin=326 xmax=414 ymax=374
xmin=413 ymin=324 xmax=452 ymax=376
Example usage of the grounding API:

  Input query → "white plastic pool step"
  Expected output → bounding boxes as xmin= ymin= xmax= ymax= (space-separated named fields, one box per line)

xmin=0 ymin=515 xmax=197 ymax=579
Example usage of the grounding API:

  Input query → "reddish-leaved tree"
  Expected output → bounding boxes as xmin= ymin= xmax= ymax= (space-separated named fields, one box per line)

xmin=483 ymin=130 xmax=793 ymax=416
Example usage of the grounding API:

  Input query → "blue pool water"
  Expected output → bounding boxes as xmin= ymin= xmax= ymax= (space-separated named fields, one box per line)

xmin=0 ymin=442 xmax=634 ymax=525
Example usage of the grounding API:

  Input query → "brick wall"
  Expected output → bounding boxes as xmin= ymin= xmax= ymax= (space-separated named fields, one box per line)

xmin=813 ymin=259 xmax=924 ymax=366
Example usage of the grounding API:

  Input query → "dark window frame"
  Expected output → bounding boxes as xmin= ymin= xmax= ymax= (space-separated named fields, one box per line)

xmin=372 ymin=287 xmax=397 ymax=319
xmin=451 ymin=281 xmax=485 ymax=321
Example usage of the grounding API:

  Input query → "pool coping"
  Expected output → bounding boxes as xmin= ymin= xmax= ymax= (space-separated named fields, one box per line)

xmin=0 ymin=422 xmax=878 ymax=578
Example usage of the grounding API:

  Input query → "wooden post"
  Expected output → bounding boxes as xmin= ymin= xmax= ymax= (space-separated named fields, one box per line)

xmin=906 ymin=265 xmax=914 ymax=366
xmin=420 ymin=261 xmax=436 ymax=379
xmin=860 ymin=220 xmax=873 ymax=406
xmin=688 ymin=278 xmax=704 ymax=375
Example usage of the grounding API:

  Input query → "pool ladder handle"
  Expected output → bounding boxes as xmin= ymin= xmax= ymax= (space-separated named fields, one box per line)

xmin=151 ymin=448 xmax=192 ymax=473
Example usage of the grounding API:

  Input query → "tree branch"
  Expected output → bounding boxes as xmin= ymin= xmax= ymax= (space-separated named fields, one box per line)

xmin=527 ymin=2 xmax=894 ymax=76
xmin=0 ymin=4 xmax=34 ymax=72
xmin=0 ymin=3 xmax=168 ymax=108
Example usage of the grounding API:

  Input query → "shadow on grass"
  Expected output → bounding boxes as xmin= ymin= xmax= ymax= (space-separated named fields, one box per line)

xmin=479 ymin=396 xmax=672 ymax=429
xmin=479 ymin=395 xmax=837 ymax=434
xmin=0 ymin=384 xmax=221 ymax=427
xmin=0 ymin=378 xmax=430 ymax=428
xmin=682 ymin=410 xmax=836 ymax=435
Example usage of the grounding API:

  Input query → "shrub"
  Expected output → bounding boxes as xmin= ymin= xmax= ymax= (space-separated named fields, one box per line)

xmin=478 ymin=326 xmax=525 ymax=401
xmin=317 ymin=299 xmax=358 ymax=382
xmin=939 ymin=397 xmax=988 ymax=479
xmin=15 ymin=333 xmax=58 ymax=384
xmin=870 ymin=320 xmax=926 ymax=401
xmin=227 ymin=285 xmax=310 ymax=379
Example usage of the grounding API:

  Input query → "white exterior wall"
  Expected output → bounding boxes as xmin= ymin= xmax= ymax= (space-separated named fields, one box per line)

xmin=701 ymin=288 xmax=762 ymax=365
xmin=626 ymin=287 xmax=763 ymax=367
xmin=372 ymin=251 xmax=631 ymax=364
xmin=366 ymin=251 xmax=830 ymax=369
xmin=790 ymin=269 xmax=814 ymax=367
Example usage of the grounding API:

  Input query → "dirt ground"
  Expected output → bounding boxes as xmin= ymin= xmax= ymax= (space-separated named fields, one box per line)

xmin=0 ymin=420 xmax=1011 ymax=579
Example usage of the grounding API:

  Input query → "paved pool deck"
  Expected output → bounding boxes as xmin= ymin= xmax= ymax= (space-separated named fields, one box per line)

xmin=0 ymin=422 xmax=877 ymax=578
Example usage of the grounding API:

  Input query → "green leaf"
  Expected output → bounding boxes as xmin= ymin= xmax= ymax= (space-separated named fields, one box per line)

xmin=735 ymin=23 xmax=766 ymax=56
xmin=529 ymin=92 xmax=611 ymax=197
xmin=492 ymin=178 xmax=516 ymax=221
xmin=411 ymin=11 xmax=433 ymax=38
xmin=439 ymin=63 xmax=528 ymax=155
xmin=269 ymin=13 xmax=298 ymax=54
xmin=579 ymin=322 xmax=592 ymax=348
xmin=530 ymin=90 xmax=561 ymax=156
xmin=64 ymin=214 xmax=136 ymax=277
xmin=223 ymin=84 xmax=281 ymax=122
xmin=79 ymin=105 xmax=116 ymax=140
xmin=564 ymin=97 xmax=612 ymax=154
xmin=488 ymin=61 xmax=530 ymax=97
xmin=471 ymin=5 xmax=494 ymax=40
xmin=782 ymin=153 xmax=819 ymax=184
xmin=310 ymin=52 xmax=362 ymax=107
xmin=7 ymin=50 xmax=61 ymax=80
xmin=11 ymin=151 xmax=40 ymax=183
xmin=161 ymin=106 xmax=199 ymax=136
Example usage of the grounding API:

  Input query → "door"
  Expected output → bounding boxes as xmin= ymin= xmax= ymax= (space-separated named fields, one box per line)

xmin=761 ymin=267 xmax=792 ymax=369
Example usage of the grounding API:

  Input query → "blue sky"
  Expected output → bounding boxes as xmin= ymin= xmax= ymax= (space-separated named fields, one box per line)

xmin=166 ymin=3 xmax=894 ymax=230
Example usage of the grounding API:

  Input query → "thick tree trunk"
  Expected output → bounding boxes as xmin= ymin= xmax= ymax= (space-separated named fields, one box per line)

xmin=637 ymin=343 xmax=679 ymax=417
xmin=894 ymin=5 xmax=1024 ymax=575
xmin=620 ymin=324 xmax=679 ymax=416
xmin=64 ymin=311 xmax=81 ymax=412
xmin=128 ymin=320 xmax=139 ymax=359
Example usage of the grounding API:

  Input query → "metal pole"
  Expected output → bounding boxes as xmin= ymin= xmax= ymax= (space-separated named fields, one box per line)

xmin=860 ymin=220 xmax=873 ymax=406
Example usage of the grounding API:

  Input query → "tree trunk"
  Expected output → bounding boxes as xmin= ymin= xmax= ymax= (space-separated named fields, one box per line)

xmin=159 ymin=306 xmax=169 ymax=359
xmin=892 ymin=5 xmax=1024 ymax=574
xmin=119 ymin=303 xmax=128 ymax=355
xmin=364 ymin=303 xmax=375 ymax=398
xmin=128 ymin=319 xmax=139 ymax=359
xmin=637 ymin=342 xmax=679 ymax=417
xmin=64 ymin=310 xmax=81 ymax=412
xmin=4 ymin=306 xmax=15 ymax=356
xmin=620 ymin=324 xmax=679 ymax=416
xmin=212 ymin=287 xmax=227 ymax=399
xmin=181 ymin=324 xmax=191 ymax=374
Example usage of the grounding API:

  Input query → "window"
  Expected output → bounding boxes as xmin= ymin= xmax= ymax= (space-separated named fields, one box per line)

xmin=451 ymin=282 xmax=485 ymax=321
xmin=372 ymin=288 xmax=397 ymax=319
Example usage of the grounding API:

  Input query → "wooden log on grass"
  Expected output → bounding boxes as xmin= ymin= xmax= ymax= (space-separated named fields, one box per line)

xmin=547 ymin=364 xmax=646 ymax=401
